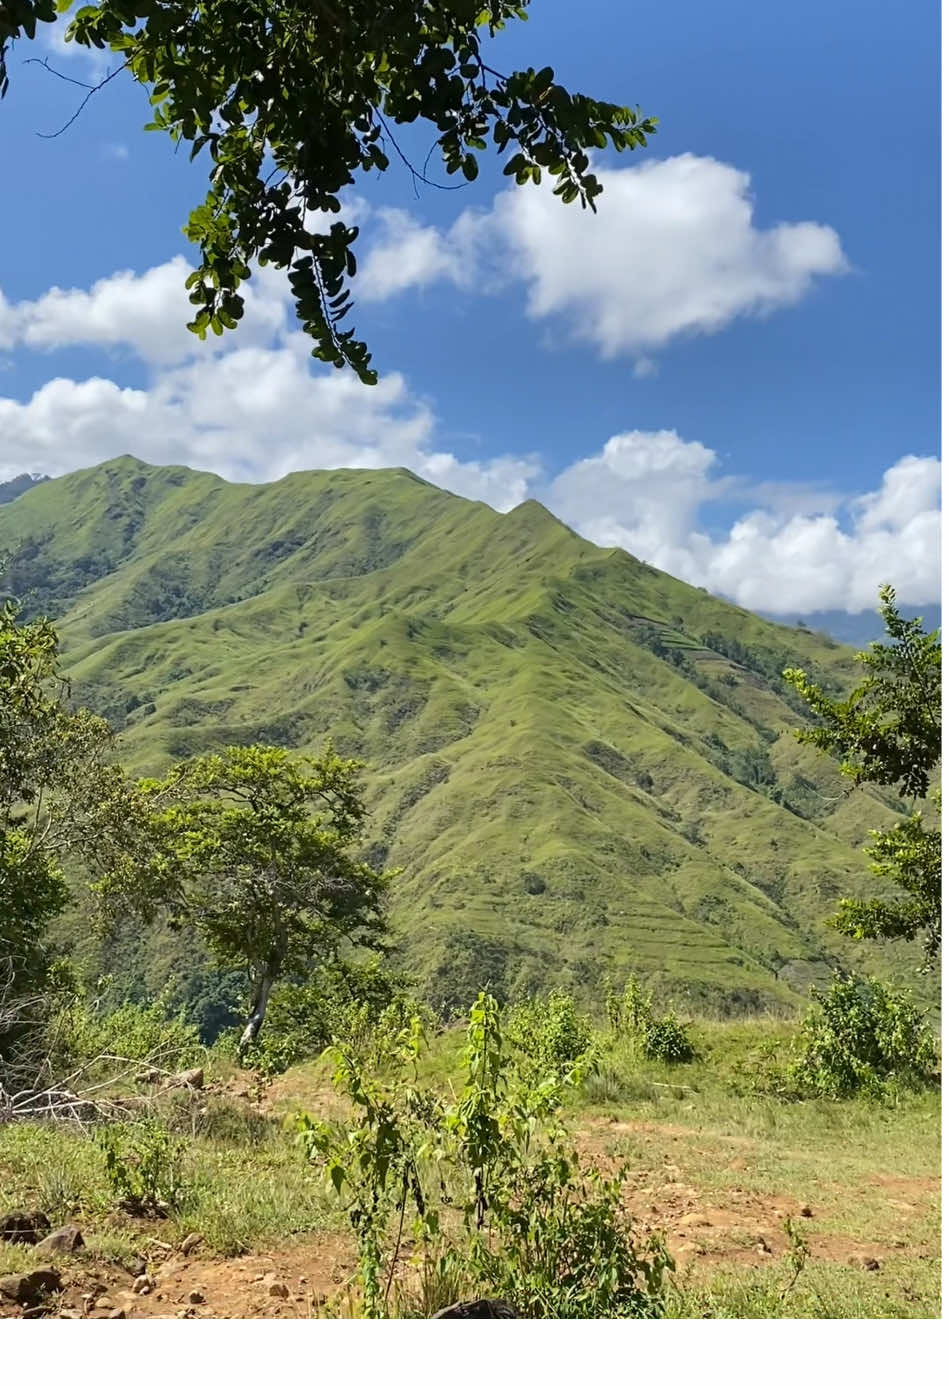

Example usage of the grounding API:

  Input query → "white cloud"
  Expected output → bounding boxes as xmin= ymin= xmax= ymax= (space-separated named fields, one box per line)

xmin=0 ymin=263 xmax=536 ymax=508
xmin=0 ymin=255 xmax=936 ymax=616
xmin=0 ymin=258 xmax=289 ymax=366
xmin=356 ymin=155 xmax=848 ymax=360
xmin=546 ymin=432 xmax=940 ymax=614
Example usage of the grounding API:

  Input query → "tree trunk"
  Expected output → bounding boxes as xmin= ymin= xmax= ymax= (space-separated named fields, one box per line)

xmin=237 ymin=971 xmax=275 ymax=1056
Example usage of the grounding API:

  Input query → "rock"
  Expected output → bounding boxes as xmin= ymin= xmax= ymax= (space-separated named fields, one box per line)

xmin=0 ymin=1211 xmax=51 ymax=1245
xmin=0 ymin=1267 xmax=62 ymax=1307
xmin=179 ymin=1233 xmax=203 ymax=1255
xmin=133 ymin=1273 xmax=154 ymax=1295
xmin=799 ymin=1205 xmax=814 ymax=1218
xmin=849 ymin=1254 xmax=881 ymax=1271
xmin=108 ymin=1309 xmax=127 ymax=1319
xmin=94 ymin=1296 xmax=114 ymax=1311
xmin=34 ymin=1225 xmax=84 ymax=1256
xmin=433 ymin=1299 xmax=519 ymax=1319
xmin=176 ymin=1308 xmax=195 ymax=1319
xmin=188 ymin=1290 xmax=205 ymax=1305
xmin=161 ymin=1067 xmax=204 ymax=1091
xmin=267 ymin=1281 xmax=290 ymax=1300
xmin=125 ymin=1256 xmax=147 ymax=1278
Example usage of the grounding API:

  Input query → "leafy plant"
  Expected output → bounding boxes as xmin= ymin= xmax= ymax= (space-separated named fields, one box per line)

xmin=787 ymin=974 xmax=939 ymax=1099
xmin=604 ymin=974 xmax=695 ymax=1064
xmin=97 ymin=1119 xmax=189 ymax=1216
xmin=299 ymin=992 xmax=671 ymax=1318
xmin=505 ymin=987 xmax=597 ymax=1075
xmin=641 ymin=1014 xmax=697 ymax=1065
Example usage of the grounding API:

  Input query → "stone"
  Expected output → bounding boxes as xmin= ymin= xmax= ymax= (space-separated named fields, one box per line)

xmin=433 ymin=1299 xmax=518 ymax=1319
xmin=799 ymin=1206 xmax=814 ymax=1218
xmin=267 ymin=1281 xmax=290 ymax=1300
xmin=179 ymin=1233 xmax=203 ymax=1255
xmin=161 ymin=1067 xmax=204 ymax=1091
xmin=188 ymin=1290 xmax=205 ymax=1305
xmin=34 ymin=1225 xmax=84 ymax=1256
xmin=133 ymin=1273 xmax=154 ymax=1295
xmin=0 ymin=1267 xmax=62 ymax=1307
xmin=108 ymin=1309 xmax=127 ymax=1319
xmin=126 ymin=1256 xmax=147 ymax=1278
xmin=0 ymin=1211 xmax=51 ymax=1245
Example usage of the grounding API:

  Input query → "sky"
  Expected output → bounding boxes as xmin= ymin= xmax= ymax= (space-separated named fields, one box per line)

xmin=0 ymin=0 xmax=941 ymax=617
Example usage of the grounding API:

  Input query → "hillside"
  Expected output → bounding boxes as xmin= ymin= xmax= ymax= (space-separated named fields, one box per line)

xmin=0 ymin=456 xmax=920 ymax=1026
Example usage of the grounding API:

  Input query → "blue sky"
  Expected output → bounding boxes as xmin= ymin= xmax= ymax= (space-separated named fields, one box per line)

xmin=0 ymin=0 xmax=940 ymax=616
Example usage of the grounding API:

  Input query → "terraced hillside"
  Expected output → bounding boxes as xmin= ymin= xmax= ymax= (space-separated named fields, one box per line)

xmin=0 ymin=456 xmax=918 ymax=1024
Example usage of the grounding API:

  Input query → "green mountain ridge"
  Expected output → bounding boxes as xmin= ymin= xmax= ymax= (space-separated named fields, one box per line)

xmin=0 ymin=456 xmax=921 ymax=1025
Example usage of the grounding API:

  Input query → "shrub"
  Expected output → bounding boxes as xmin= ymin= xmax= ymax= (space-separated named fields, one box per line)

xmin=506 ymin=988 xmax=597 ymax=1074
xmin=300 ymin=994 xmax=670 ymax=1319
xmin=97 ymin=1119 xmax=189 ymax=1216
xmin=787 ymin=975 xmax=939 ymax=1099
xmin=604 ymin=974 xmax=696 ymax=1064
xmin=239 ymin=959 xmax=413 ymax=1078
xmin=48 ymin=987 xmax=202 ymax=1072
xmin=641 ymin=1014 xmax=697 ymax=1065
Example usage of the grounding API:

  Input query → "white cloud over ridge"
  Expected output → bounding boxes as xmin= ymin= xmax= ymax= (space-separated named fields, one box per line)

xmin=546 ymin=431 xmax=940 ymax=614
xmin=0 ymin=257 xmax=937 ymax=615
xmin=358 ymin=154 xmax=849 ymax=361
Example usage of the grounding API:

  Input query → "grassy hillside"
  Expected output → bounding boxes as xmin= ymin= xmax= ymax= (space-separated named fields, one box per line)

xmin=0 ymin=457 xmax=922 ymax=1024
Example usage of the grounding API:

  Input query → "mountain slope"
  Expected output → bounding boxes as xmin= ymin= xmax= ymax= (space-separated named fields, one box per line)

xmin=0 ymin=456 xmax=918 ymax=1021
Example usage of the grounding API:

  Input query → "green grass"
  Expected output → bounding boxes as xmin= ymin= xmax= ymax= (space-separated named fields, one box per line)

xmin=0 ymin=1095 xmax=339 ymax=1260
xmin=0 ymin=456 xmax=930 ymax=1026
xmin=0 ymin=1018 xmax=939 ymax=1317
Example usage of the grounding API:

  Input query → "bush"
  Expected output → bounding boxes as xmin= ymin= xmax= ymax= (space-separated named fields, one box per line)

xmin=787 ymin=975 xmax=939 ymax=1099
xmin=48 ymin=987 xmax=203 ymax=1072
xmin=300 ymin=994 xmax=671 ymax=1319
xmin=506 ymin=988 xmax=596 ymax=1073
xmin=604 ymin=974 xmax=696 ymax=1064
xmin=97 ymin=1119 xmax=189 ymax=1216
xmin=641 ymin=1014 xmax=697 ymax=1065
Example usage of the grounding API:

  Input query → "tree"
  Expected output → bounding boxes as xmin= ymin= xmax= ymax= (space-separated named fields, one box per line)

xmin=98 ymin=743 xmax=390 ymax=1053
xmin=784 ymin=586 xmax=941 ymax=966
xmin=0 ymin=597 xmax=117 ymax=1015
xmin=1 ymin=3 xmax=656 ymax=383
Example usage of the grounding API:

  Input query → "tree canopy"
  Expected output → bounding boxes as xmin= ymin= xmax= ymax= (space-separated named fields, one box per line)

xmin=784 ymin=587 xmax=941 ymax=966
xmin=1 ymin=2 xmax=657 ymax=382
xmin=96 ymin=743 xmax=391 ymax=1051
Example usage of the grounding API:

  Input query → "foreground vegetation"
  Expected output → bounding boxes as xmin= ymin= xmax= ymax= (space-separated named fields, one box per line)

xmin=0 ymin=1000 xmax=939 ymax=1319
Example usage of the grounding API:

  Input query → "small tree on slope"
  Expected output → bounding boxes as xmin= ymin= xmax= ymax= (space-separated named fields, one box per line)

xmin=96 ymin=744 xmax=390 ymax=1054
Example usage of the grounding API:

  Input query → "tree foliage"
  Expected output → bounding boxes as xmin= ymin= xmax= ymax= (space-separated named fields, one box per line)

xmin=784 ymin=587 xmax=941 ymax=965
xmin=0 ymin=597 xmax=119 ymax=1011
xmin=2 ymin=2 xmax=656 ymax=382
xmin=96 ymin=743 xmax=390 ymax=1051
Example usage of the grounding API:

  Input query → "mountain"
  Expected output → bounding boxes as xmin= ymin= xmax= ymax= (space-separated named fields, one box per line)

xmin=0 ymin=472 xmax=49 ymax=505
xmin=0 ymin=456 xmax=922 ymax=1026
xmin=776 ymin=606 xmax=942 ymax=649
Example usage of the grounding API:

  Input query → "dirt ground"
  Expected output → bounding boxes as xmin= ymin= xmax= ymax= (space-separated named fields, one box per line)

xmin=1 ymin=1108 xmax=938 ymax=1319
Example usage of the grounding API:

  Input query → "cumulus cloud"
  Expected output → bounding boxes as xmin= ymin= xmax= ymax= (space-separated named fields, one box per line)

xmin=0 ymin=261 xmax=536 ymax=509
xmin=357 ymin=155 xmax=848 ymax=359
xmin=0 ymin=255 xmax=937 ymax=616
xmin=545 ymin=431 xmax=940 ymax=614
xmin=0 ymin=258 xmax=289 ymax=366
